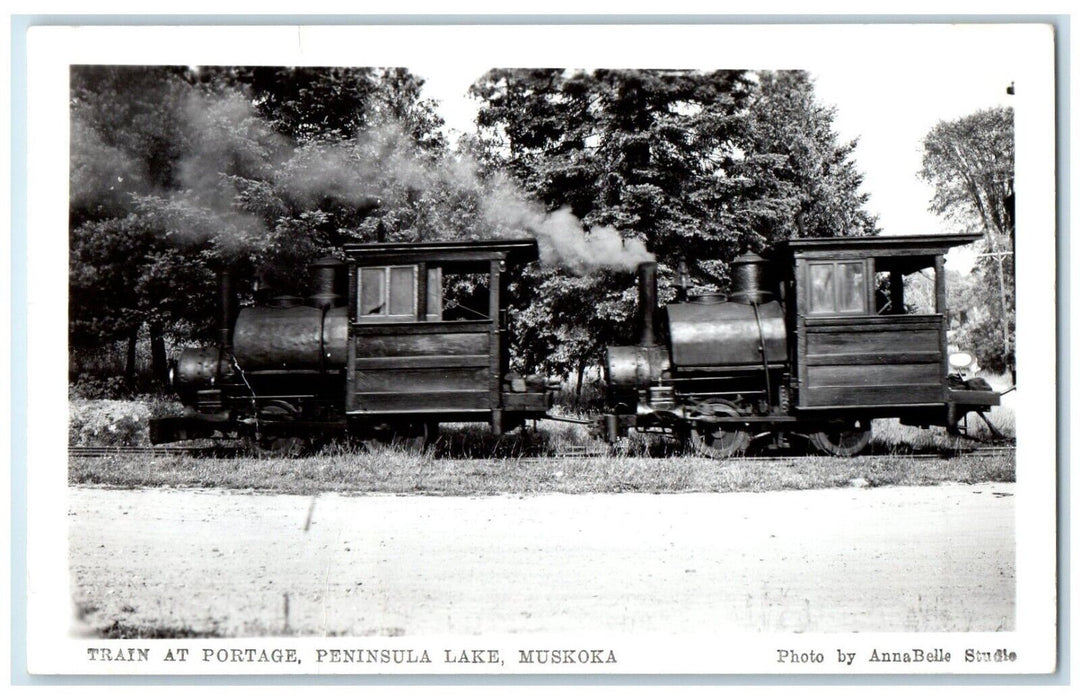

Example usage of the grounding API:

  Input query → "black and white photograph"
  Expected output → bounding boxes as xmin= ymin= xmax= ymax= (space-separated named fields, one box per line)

xmin=19 ymin=21 xmax=1058 ymax=677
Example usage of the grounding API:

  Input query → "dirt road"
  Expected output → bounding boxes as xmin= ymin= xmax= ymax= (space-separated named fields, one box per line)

xmin=68 ymin=484 xmax=1014 ymax=636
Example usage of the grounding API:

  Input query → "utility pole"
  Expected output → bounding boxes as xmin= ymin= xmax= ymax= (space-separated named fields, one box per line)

xmin=1002 ymin=82 xmax=1016 ymax=381
xmin=976 ymin=246 xmax=1013 ymax=376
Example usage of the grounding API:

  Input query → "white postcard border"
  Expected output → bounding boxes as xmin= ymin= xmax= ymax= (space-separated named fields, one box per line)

xmin=23 ymin=22 xmax=1059 ymax=676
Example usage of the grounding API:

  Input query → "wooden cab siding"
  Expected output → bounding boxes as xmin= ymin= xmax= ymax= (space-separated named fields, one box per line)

xmin=350 ymin=390 xmax=493 ymax=413
xmin=785 ymin=234 xmax=979 ymax=413
xmin=353 ymin=324 xmax=489 ymax=356
xmin=799 ymin=315 xmax=946 ymax=408
xmin=348 ymin=323 xmax=496 ymax=414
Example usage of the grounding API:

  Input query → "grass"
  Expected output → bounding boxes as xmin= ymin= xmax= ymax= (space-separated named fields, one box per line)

xmin=69 ymin=380 xmax=1015 ymax=496
xmin=70 ymin=442 xmax=1014 ymax=496
xmin=95 ymin=621 xmax=219 ymax=639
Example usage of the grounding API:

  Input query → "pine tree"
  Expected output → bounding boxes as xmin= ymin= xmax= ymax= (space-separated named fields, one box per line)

xmin=468 ymin=68 xmax=876 ymax=381
xmin=731 ymin=71 xmax=878 ymax=246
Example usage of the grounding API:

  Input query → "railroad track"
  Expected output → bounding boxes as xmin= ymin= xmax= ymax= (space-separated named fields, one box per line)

xmin=70 ymin=443 xmax=1014 ymax=460
xmin=69 ymin=445 xmax=224 ymax=458
xmin=550 ymin=447 xmax=1015 ymax=462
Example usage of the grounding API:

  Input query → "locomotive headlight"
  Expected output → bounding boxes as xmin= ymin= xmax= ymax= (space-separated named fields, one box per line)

xmin=948 ymin=351 xmax=978 ymax=374
xmin=606 ymin=346 xmax=639 ymax=388
xmin=175 ymin=347 xmax=223 ymax=391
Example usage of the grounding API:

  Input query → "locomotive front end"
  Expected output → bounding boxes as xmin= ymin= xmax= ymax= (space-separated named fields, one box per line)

xmin=165 ymin=269 xmax=239 ymax=410
xmin=151 ymin=258 xmax=351 ymax=446
xmin=602 ymin=252 xmax=788 ymax=454
xmin=602 ymin=259 xmax=684 ymax=443
xmin=605 ymin=261 xmax=669 ymax=399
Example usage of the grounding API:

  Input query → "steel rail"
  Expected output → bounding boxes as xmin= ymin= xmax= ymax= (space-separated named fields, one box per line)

xmin=69 ymin=443 xmax=1014 ymax=460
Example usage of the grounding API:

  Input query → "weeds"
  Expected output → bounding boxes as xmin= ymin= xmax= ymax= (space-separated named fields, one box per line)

xmin=69 ymin=391 xmax=1016 ymax=494
xmin=70 ymin=444 xmax=1014 ymax=496
xmin=68 ymin=397 xmax=186 ymax=447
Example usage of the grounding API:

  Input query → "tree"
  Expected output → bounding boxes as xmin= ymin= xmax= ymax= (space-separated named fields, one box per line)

xmin=919 ymin=107 xmax=1014 ymax=237
xmin=468 ymin=68 xmax=877 ymax=383
xmin=919 ymin=106 xmax=1014 ymax=374
xmin=70 ymin=66 xmax=193 ymax=228
xmin=733 ymin=71 xmax=878 ymax=244
xmin=469 ymin=69 xmax=754 ymax=381
xmin=587 ymin=69 xmax=755 ymax=261
xmin=69 ymin=65 xmax=453 ymax=391
xmin=70 ymin=66 xmax=205 ymax=384
xmin=191 ymin=66 xmax=382 ymax=143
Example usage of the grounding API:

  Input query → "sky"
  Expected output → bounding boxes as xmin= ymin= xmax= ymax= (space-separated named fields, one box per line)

xmin=812 ymin=70 xmax=1012 ymax=236
xmin=418 ymin=67 xmax=1012 ymax=239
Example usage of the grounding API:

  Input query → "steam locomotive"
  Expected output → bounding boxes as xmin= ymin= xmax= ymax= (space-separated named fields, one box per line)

xmin=150 ymin=234 xmax=1001 ymax=456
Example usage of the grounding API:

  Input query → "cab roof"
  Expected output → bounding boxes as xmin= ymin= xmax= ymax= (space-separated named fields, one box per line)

xmin=343 ymin=238 xmax=539 ymax=266
xmin=780 ymin=233 xmax=983 ymax=257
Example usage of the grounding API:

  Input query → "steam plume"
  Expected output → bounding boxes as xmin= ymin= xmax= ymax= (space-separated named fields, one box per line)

xmin=75 ymin=81 xmax=655 ymax=274
xmin=479 ymin=174 xmax=653 ymax=273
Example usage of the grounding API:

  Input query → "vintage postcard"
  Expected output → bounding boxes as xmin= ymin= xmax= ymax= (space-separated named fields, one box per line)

xmin=21 ymin=21 xmax=1057 ymax=677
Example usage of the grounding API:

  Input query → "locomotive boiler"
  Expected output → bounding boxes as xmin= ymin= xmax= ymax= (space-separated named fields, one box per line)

xmin=601 ymin=233 xmax=1002 ymax=456
xmin=170 ymin=257 xmax=349 ymax=415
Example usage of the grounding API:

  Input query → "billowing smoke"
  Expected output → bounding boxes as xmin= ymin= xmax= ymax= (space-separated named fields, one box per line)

xmin=330 ymin=124 xmax=655 ymax=274
xmin=75 ymin=80 xmax=654 ymax=274
xmin=479 ymin=174 xmax=654 ymax=273
xmin=167 ymin=90 xmax=289 ymax=253
xmin=69 ymin=116 xmax=149 ymax=210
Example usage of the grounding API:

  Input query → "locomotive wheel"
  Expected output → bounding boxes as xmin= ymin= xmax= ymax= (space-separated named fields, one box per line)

xmin=689 ymin=401 xmax=751 ymax=459
xmin=810 ymin=420 xmax=873 ymax=457
xmin=360 ymin=421 xmax=435 ymax=454
xmin=255 ymin=436 xmax=310 ymax=458
xmin=249 ymin=401 xmax=312 ymax=458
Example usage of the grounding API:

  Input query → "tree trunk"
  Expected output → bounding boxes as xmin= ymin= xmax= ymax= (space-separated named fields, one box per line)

xmin=124 ymin=326 xmax=139 ymax=385
xmin=575 ymin=361 xmax=587 ymax=400
xmin=149 ymin=323 xmax=168 ymax=385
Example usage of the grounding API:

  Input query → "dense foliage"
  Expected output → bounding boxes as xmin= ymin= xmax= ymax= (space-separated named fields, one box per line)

xmin=70 ymin=66 xmax=877 ymax=393
xmin=470 ymin=69 xmax=877 ymax=387
xmin=919 ymin=106 xmax=1014 ymax=374
xmin=70 ymin=66 xmax=455 ymax=386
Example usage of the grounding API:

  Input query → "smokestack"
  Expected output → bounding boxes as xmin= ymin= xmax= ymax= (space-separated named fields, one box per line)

xmin=728 ymin=252 xmax=773 ymax=304
xmin=637 ymin=261 xmax=659 ymax=346
xmin=218 ymin=269 xmax=237 ymax=352
xmin=309 ymin=257 xmax=346 ymax=309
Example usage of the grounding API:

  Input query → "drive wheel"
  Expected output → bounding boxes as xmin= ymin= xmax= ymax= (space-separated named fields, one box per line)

xmin=250 ymin=401 xmax=312 ymax=458
xmin=360 ymin=421 xmax=434 ymax=454
xmin=689 ymin=401 xmax=751 ymax=459
xmin=811 ymin=420 xmax=873 ymax=457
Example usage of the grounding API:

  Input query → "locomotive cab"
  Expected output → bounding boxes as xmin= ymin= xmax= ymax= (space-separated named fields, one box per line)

xmin=343 ymin=238 xmax=554 ymax=439
xmin=602 ymin=234 xmax=1001 ymax=457
xmin=786 ymin=234 xmax=999 ymax=427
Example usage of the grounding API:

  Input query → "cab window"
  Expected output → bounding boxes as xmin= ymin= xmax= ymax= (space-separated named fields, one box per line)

xmin=358 ymin=265 xmax=416 ymax=320
xmin=873 ymin=256 xmax=938 ymax=315
xmin=808 ymin=261 xmax=867 ymax=315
